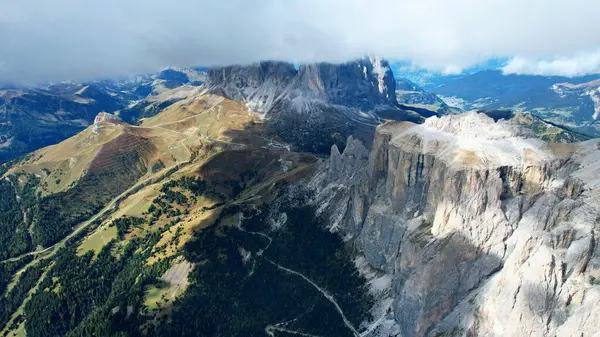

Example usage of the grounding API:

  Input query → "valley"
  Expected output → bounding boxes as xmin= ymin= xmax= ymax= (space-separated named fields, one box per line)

xmin=0 ymin=65 xmax=375 ymax=336
xmin=430 ymin=70 xmax=600 ymax=136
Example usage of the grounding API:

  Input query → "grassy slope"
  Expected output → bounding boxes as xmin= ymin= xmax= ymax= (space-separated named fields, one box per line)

xmin=1 ymin=90 xmax=318 ymax=335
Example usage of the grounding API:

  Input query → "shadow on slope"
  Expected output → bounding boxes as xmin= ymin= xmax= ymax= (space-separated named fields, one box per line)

xmin=392 ymin=228 xmax=503 ymax=337
xmin=151 ymin=186 xmax=373 ymax=337
xmin=32 ymin=129 xmax=157 ymax=247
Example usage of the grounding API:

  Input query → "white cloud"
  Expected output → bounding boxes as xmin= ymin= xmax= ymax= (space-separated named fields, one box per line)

xmin=502 ymin=50 xmax=600 ymax=77
xmin=440 ymin=65 xmax=464 ymax=75
xmin=1 ymin=0 xmax=600 ymax=83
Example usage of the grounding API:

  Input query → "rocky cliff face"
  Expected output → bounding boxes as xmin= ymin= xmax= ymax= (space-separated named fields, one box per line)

xmin=207 ymin=58 xmax=398 ymax=113
xmin=313 ymin=111 xmax=600 ymax=336
xmin=207 ymin=61 xmax=298 ymax=113
xmin=208 ymin=58 xmax=425 ymax=153
xmin=291 ymin=57 xmax=398 ymax=110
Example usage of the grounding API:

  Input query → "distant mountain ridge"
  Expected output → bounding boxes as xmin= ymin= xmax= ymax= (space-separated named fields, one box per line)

xmin=391 ymin=58 xmax=508 ymax=89
xmin=1 ymin=60 xmax=439 ymax=162
xmin=430 ymin=69 xmax=600 ymax=135
xmin=0 ymin=83 xmax=125 ymax=162
xmin=6 ymin=60 xmax=599 ymax=164
xmin=477 ymin=109 xmax=592 ymax=143
xmin=207 ymin=58 xmax=433 ymax=152
xmin=0 ymin=68 xmax=207 ymax=162
xmin=395 ymin=78 xmax=460 ymax=115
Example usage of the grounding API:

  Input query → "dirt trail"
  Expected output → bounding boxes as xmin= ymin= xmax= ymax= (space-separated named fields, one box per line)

xmin=238 ymin=217 xmax=369 ymax=337
xmin=264 ymin=257 xmax=361 ymax=337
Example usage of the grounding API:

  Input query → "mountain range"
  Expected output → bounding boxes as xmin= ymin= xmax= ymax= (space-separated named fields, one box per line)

xmin=429 ymin=70 xmax=600 ymax=135
xmin=0 ymin=58 xmax=599 ymax=337
xmin=0 ymin=68 xmax=208 ymax=162
xmin=207 ymin=58 xmax=434 ymax=153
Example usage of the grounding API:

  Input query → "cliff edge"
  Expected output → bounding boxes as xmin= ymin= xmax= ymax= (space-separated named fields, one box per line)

xmin=314 ymin=111 xmax=600 ymax=337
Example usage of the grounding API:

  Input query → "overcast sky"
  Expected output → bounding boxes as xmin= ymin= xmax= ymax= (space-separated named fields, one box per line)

xmin=1 ymin=0 xmax=600 ymax=84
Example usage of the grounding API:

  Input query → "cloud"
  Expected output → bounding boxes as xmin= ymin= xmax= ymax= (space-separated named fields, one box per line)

xmin=1 ymin=0 xmax=600 ymax=84
xmin=502 ymin=50 xmax=600 ymax=77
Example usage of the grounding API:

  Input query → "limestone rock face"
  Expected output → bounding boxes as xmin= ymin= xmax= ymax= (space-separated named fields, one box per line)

xmin=292 ymin=58 xmax=398 ymax=110
xmin=207 ymin=58 xmax=398 ymax=113
xmin=92 ymin=112 xmax=123 ymax=133
xmin=208 ymin=58 xmax=424 ymax=153
xmin=93 ymin=112 xmax=120 ymax=125
xmin=313 ymin=111 xmax=600 ymax=337
xmin=207 ymin=61 xmax=297 ymax=113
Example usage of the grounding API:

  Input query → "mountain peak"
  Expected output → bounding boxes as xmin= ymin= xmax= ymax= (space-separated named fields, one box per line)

xmin=204 ymin=57 xmax=419 ymax=153
xmin=93 ymin=111 xmax=120 ymax=125
xmin=293 ymin=57 xmax=397 ymax=110
xmin=92 ymin=112 xmax=124 ymax=134
xmin=208 ymin=57 xmax=399 ymax=114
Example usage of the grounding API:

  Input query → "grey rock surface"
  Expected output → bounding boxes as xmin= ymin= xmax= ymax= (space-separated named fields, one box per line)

xmin=312 ymin=112 xmax=600 ymax=336
xmin=207 ymin=58 xmax=426 ymax=153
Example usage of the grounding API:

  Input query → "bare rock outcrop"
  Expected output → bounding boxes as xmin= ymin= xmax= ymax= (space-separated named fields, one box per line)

xmin=313 ymin=111 xmax=600 ymax=336
xmin=92 ymin=112 xmax=124 ymax=134
xmin=207 ymin=58 xmax=425 ymax=153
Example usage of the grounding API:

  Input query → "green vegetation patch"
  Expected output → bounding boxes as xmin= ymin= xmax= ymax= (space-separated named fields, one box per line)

xmin=23 ymin=234 xmax=171 ymax=337
xmin=0 ymin=174 xmax=39 ymax=260
xmin=0 ymin=260 xmax=49 ymax=331
xmin=77 ymin=225 xmax=118 ymax=256
xmin=150 ymin=188 xmax=374 ymax=336
xmin=144 ymin=284 xmax=170 ymax=311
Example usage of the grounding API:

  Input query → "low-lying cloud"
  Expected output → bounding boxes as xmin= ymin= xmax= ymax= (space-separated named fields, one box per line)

xmin=1 ymin=0 xmax=600 ymax=84
xmin=502 ymin=50 xmax=600 ymax=77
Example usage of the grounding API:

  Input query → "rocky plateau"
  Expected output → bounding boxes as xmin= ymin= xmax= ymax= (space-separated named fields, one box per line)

xmin=312 ymin=111 xmax=600 ymax=337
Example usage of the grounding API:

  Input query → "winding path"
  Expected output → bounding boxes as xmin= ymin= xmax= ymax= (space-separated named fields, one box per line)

xmin=264 ymin=257 xmax=361 ymax=337
xmin=237 ymin=218 xmax=367 ymax=337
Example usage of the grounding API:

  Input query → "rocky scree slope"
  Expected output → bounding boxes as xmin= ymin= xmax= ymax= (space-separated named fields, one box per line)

xmin=207 ymin=58 xmax=429 ymax=153
xmin=312 ymin=111 xmax=600 ymax=336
